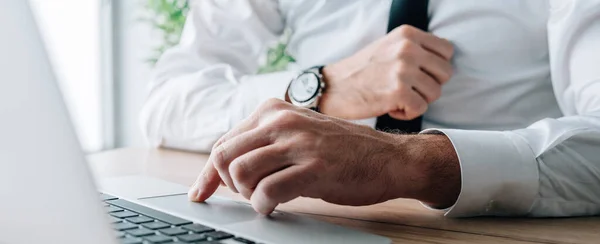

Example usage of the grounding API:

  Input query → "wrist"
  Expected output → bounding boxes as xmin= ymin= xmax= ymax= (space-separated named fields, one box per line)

xmin=387 ymin=134 xmax=461 ymax=208
xmin=319 ymin=64 xmax=353 ymax=117
xmin=322 ymin=63 xmax=349 ymax=85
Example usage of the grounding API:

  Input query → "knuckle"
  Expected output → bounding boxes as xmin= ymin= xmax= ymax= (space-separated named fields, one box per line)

xmin=396 ymin=25 xmax=417 ymax=38
xmin=294 ymin=131 xmax=315 ymax=143
xmin=397 ymin=40 xmax=416 ymax=57
xmin=271 ymin=110 xmax=301 ymax=127
xmin=262 ymin=98 xmax=287 ymax=111
xmin=273 ymin=141 xmax=294 ymax=157
xmin=211 ymin=140 xmax=222 ymax=151
xmin=212 ymin=146 xmax=227 ymax=170
xmin=229 ymin=161 xmax=250 ymax=186
xmin=391 ymin=60 xmax=410 ymax=74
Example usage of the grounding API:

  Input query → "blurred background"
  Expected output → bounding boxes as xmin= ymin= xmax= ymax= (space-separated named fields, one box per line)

xmin=30 ymin=0 xmax=292 ymax=153
xmin=30 ymin=0 xmax=174 ymax=153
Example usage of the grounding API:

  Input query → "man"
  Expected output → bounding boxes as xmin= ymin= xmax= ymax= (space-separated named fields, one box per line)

xmin=140 ymin=0 xmax=600 ymax=217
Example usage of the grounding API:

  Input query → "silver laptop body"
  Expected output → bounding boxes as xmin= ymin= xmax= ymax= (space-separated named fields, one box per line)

xmin=0 ymin=1 xmax=390 ymax=243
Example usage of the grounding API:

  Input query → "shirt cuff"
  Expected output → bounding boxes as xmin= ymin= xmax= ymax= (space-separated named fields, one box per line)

xmin=232 ymin=71 xmax=298 ymax=125
xmin=421 ymin=129 xmax=539 ymax=217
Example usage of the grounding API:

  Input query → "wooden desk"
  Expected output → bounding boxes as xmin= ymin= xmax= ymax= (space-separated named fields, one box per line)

xmin=88 ymin=148 xmax=600 ymax=244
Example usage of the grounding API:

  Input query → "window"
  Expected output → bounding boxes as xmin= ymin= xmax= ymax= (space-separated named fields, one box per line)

xmin=30 ymin=0 xmax=105 ymax=152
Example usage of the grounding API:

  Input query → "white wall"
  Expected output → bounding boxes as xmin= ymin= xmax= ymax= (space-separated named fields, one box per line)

xmin=113 ymin=0 xmax=161 ymax=147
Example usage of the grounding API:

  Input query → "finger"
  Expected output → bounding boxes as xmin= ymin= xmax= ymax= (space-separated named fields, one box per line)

xmin=250 ymin=165 xmax=312 ymax=215
xmin=212 ymin=114 xmax=259 ymax=151
xmin=212 ymin=128 xmax=272 ymax=194
xmin=188 ymin=153 xmax=222 ymax=202
xmin=388 ymin=109 xmax=409 ymax=120
xmin=404 ymin=89 xmax=429 ymax=119
xmin=413 ymin=31 xmax=454 ymax=61
xmin=229 ymin=145 xmax=291 ymax=199
xmin=391 ymin=25 xmax=454 ymax=61
xmin=410 ymin=70 xmax=442 ymax=103
xmin=418 ymin=48 xmax=453 ymax=84
xmin=420 ymin=37 xmax=454 ymax=61
xmin=391 ymin=89 xmax=428 ymax=120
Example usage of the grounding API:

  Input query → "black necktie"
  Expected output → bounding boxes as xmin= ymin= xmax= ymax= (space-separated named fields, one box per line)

xmin=375 ymin=0 xmax=430 ymax=133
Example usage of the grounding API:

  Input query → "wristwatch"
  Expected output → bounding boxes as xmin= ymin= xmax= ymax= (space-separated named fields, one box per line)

xmin=287 ymin=66 xmax=326 ymax=111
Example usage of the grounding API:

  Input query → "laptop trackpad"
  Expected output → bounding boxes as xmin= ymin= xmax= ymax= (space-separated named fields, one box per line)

xmin=140 ymin=194 xmax=261 ymax=225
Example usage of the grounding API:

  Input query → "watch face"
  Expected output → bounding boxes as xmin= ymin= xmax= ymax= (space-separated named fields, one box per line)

xmin=290 ymin=73 xmax=320 ymax=103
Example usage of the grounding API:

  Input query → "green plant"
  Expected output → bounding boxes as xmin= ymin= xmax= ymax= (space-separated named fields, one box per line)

xmin=144 ymin=0 xmax=294 ymax=73
xmin=144 ymin=0 xmax=189 ymax=64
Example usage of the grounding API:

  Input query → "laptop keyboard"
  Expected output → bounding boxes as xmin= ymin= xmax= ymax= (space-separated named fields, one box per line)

xmin=100 ymin=193 xmax=256 ymax=244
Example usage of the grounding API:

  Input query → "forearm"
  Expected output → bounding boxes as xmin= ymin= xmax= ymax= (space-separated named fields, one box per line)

xmin=385 ymin=134 xmax=461 ymax=208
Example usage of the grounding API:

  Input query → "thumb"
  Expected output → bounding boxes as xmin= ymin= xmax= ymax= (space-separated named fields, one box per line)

xmin=388 ymin=109 xmax=409 ymax=120
xmin=188 ymin=157 xmax=221 ymax=202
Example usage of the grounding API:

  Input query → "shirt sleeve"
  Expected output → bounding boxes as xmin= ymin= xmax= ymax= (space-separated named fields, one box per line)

xmin=422 ymin=0 xmax=600 ymax=217
xmin=139 ymin=0 xmax=297 ymax=152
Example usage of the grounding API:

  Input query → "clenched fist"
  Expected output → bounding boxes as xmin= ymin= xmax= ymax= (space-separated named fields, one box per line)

xmin=320 ymin=25 xmax=454 ymax=120
xmin=188 ymin=99 xmax=460 ymax=215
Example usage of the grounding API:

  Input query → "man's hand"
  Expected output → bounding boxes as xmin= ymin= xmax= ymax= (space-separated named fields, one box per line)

xmin=188 ymin=99 xmax=461 ymax=214
xmin=320 ymin=25 xmax=454 ymax=120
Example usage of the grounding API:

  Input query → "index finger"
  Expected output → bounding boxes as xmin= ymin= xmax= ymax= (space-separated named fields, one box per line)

xmin=417 ymin=33 xmax=454 ymax=61
xmin=393 ymin=25 xmax=454 ymax=61
xmin=188 ymin=153 xmax=221 ymax=202
xmin=188 ymin=111 xmax=260 ymax=202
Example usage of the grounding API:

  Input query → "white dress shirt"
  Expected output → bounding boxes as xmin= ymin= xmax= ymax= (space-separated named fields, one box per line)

xmin=140 ymin=0 xmax=600 ymax=217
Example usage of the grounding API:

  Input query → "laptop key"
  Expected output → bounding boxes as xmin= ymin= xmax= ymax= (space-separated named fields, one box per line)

xmin=111 ymin=210 xmax=139 ymax=219
xmin=114 ymin=222 xmax=139 ymax=231
xmin=100 ymin=193 xmax=118 ymax=201
xmin=144 ymin=235 xmax=174 ymax=243
xmin=106 ymin=205 xmax=124 ymax=213
xmin=196 ymin=241 xmax=223 ymax=244
xmin=142 ymin=221 xmax=171 ymax=230
xmin=158 ymin=227 xmax=189 ymax=236
xmin=110 ymin=216 xmax=123 ymax=224
xmin=107 ymin=199 xmax=192 ymax=226
xmin=120 ymin=237 xmax=143 ymax=244
xmin=177 ymin=233 xmax=208 ymax=242
xmin=115 ymin=231 xmax=126 ymax=238
xmin=126 ymin=228 xmax=156 ymax=237
xmin=127 ymin=216 xmax=154 ymax=224
xmin=232 ymin=237 xmax=255 ymax=244
xmin=205 ymin=231 xmax=233 ymax=240
xmin=181 ymin=223 xmax=214 ymax=233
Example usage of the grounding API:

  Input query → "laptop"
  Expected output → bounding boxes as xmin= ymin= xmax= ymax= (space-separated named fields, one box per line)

xmin=0 ymin=1 xmax=391 ymax=244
